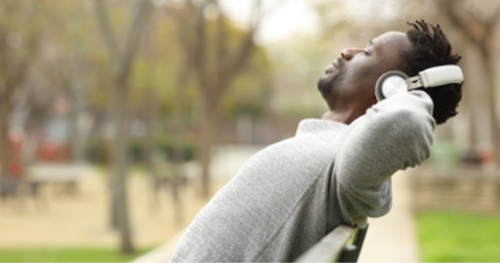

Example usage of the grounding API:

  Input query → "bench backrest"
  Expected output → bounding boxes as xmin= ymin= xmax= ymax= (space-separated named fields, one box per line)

xmin=295 ymin=225 xmax=368 ymax=262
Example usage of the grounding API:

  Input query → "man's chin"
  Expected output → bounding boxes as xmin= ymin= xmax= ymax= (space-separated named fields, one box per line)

xmin=317 ymin=74 xmax=335 ymax=98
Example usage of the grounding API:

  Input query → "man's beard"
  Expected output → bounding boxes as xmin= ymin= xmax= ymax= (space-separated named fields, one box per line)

xmin=317 ymin=58 xmax=345 ymax=99
xmin=317 ymin=72 xmax=338 ymax=99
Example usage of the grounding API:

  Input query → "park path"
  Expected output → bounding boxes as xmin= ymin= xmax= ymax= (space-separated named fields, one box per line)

xmin=358 ymin=170 xmax=420 ymax=262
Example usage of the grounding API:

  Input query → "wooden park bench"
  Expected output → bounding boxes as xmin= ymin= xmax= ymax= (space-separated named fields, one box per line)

xmin=295 ymin=224 xmax=368 ymax=262
xmin=133 ymin=224 xmax=368 ymax=262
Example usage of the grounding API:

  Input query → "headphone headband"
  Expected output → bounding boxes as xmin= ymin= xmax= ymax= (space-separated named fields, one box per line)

xmin=409 ymin=65 xmax=464 ymax=90
xmin=375 ymin=65 xmax=464 ymax=101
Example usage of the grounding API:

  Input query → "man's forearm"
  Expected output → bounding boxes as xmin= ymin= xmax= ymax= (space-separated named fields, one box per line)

xmin=333 ymin=90 xmax=435 ymax=220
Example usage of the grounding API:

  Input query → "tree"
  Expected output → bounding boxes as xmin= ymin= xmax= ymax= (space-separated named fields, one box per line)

xmin=162 ymin=0 xmax=263 ymax=197
xmin=93 ymin=0 xmax=153 ymax=254
xmin=0 ymin=0 xmax=39 ymax=185
xmin=436 ymin=0 xmax=500 ymax=165
xmin=38 ymin=1 xmax=94 ymax=163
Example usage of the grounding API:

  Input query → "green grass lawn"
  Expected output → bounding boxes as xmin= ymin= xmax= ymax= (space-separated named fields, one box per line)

xmin=0 ymin=247 xmax=152 ymax=262
xmin=416 ymin=212 xmax=500 ymax=262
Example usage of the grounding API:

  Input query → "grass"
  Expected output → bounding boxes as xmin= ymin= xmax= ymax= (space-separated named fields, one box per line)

xmin=0 ymin=247 xmax=153 ymax=262
xmin=416 ymin=212 xmax=500 ymax=262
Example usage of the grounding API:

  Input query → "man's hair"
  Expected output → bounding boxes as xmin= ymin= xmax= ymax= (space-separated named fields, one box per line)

xmin=399 ymin=19 xmax=462 ymax=125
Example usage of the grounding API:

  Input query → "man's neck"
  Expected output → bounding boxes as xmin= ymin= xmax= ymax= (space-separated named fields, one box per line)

xmin=321 ymin=110 xmax=362 ymax=124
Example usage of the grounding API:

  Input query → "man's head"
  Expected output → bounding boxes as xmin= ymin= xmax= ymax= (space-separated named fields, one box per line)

xmin=317 ymin=19 xmax=462 ymax=125
xmin=399 ymin=20 xmax=462 ymax=124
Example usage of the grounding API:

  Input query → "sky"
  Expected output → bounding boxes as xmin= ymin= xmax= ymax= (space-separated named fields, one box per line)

xmin=219 ymin=0 xmax=320 ymax=44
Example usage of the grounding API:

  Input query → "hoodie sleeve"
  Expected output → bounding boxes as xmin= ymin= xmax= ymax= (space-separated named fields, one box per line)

xmin=333 ymin=90 xmax=435 ymax=226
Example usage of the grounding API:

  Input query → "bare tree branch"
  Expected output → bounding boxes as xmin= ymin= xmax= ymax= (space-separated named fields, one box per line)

xmin=93 ymin=0 xmax=118 ymax=59
xmin=194 ymin=1 xmax=208 ymax=93
xmin=484 ymin=4 xmax=500 ymax=37
xmin=215 ymin=0 xmax=227 ymax=92
xmin=440 ymin=1 xmax=481 ymax=45
xmin=117 ymin=0 xmax=153 ymax=78
xmin=439 ymin=0 xmax=500 ymax=46
xmin=224 ymin=0 xmax=261 ymax=85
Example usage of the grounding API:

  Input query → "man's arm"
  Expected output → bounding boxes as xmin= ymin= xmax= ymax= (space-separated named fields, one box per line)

xmin=334 ymin=90 xmax=435 ymax=222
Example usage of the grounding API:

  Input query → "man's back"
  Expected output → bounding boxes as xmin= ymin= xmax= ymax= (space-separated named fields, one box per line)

xmin=172 ymin=120 xmax=349 ymax=262
xmin=171 ymin=91 xmax=435 ymax=262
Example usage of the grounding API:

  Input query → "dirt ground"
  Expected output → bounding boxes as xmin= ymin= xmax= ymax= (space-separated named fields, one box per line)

xmin=0 ymin=170 xmax=228 ymax=250
xmin=0 ymin=146 xmax=260 ymax=252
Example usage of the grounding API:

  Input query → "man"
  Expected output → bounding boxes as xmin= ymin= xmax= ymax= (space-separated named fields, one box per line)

xmin=171 ymin=20 xmax=462 ymax=262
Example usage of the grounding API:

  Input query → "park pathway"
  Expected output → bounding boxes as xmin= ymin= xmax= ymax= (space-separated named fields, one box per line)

xmin=358 ymin=170 xmax=420 ymax=262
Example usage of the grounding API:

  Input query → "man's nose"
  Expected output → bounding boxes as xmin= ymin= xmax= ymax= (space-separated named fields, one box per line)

xmin=341 ymin=47 xmax=363 ymax=60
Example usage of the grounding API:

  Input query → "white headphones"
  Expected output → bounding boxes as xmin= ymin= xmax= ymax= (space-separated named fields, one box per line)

xmin=375 ymin=65 xmax=464 ymax=101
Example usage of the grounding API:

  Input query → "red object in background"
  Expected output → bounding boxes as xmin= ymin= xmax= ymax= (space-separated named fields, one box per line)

xmin=479 ymin=150 xmax=494 ymax=164
xmin=9 ymin=138 xmax=23 ymax=178
xmin=36 ymin=139 xmax=69 ymax=162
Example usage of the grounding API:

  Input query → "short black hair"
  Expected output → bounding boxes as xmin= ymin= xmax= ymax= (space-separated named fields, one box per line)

xmin=399 ymin=19 xmax=462 ymax=125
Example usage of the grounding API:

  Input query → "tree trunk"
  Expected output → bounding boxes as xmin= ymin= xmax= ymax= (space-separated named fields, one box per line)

xmin=467 ymin=104 xmax=479 ymax=152
xmin=111 ymin=75 xmax=134 ymax=253
xmin=479 ymin=45 xmax=500 ymax=166
xmin=199 ymin=99 xmax=217 ymax=197
xmin=0 ymin=100 xmax=10 ymax=184
xmin=69 ymin=58 xmax=87 ymax=163
xmin=171 ymin=67 xmax=188 ymax=224
xmin=143 ymin=86 xmax=161 ymax=213
xmin=93 ymin=0 xmax=152 ymax=254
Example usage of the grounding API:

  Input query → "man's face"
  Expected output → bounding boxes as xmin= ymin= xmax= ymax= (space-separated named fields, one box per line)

xmin=317 ymin=31 xmax=413 ymax=112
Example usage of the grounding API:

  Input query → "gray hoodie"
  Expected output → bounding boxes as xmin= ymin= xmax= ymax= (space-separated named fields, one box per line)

xmin=171 ymin=91 xmax=435 ymax=262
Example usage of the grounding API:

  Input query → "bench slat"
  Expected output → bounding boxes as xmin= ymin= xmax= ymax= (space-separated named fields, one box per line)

xmin=295 ymin=225 xmax=355 ymax=262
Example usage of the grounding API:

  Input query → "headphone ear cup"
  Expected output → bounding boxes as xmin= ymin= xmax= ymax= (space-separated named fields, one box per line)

xmin=375 ymin=72 xmax=390 ymax=101
xmin=375 ymin=70 xmax=410 ymax=101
